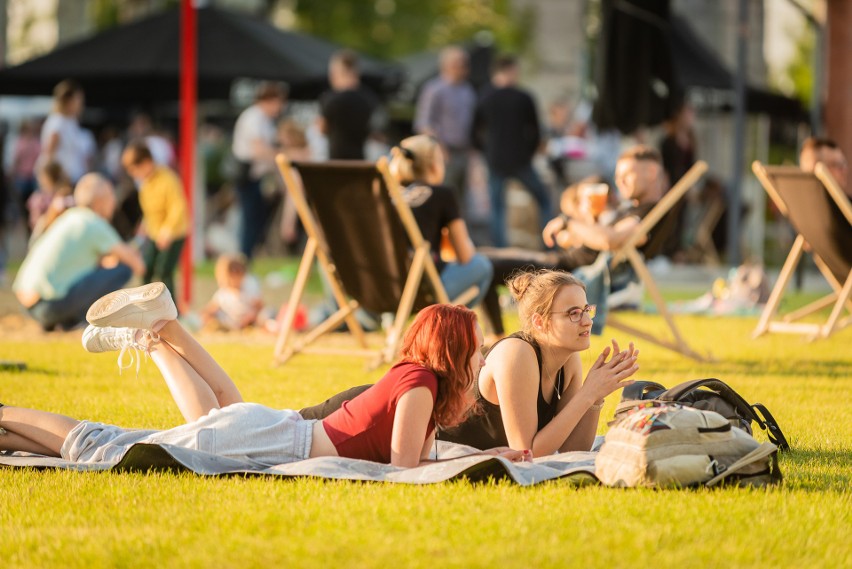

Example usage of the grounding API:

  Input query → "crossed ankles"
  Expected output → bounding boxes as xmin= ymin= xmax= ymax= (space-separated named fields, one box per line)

xmin=86 ymin=282 xmax=177 ymax=331
xmin=83 ymin=283 xmax=177 ymax=375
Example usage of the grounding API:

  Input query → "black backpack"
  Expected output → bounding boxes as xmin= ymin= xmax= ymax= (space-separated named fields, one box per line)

xmin=615 ymin=378 xmax=790 ymax=451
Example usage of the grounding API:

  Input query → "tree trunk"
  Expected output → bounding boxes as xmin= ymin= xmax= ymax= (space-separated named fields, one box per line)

xmin=825 ymin=0 xmax=852 ymax=160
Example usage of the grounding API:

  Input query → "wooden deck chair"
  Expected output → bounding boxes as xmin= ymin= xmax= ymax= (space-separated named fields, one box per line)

xmin=751 ymin=161 xmax=852 ymax=340
xmin=273 ymin=155 xmax=478 ymax=367
xmin=690 ymin=195 xmax=724 ymax=265
xmin=607 ymin=160 xmax=711 ymax=361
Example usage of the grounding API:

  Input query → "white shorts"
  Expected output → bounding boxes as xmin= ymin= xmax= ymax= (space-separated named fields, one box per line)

xmin=61 ymin=403 xmax=315 ymax=468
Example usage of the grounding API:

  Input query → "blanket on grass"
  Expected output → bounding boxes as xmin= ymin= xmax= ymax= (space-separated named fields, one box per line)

xmin=0 ymin=441 xmax=599 ymax=486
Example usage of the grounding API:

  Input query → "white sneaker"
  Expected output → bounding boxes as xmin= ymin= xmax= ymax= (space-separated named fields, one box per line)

xmin=82 ymin=324 xmax=159 ymax=375
xmin=86 ymin=282 xmax=177 ymax=331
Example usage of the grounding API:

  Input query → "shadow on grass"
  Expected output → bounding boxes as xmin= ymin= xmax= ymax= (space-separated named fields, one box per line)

xmin=3 ymin=366 xmax=61 ymax=377
xmin=779 ymin=448 xmax=852 ymax=492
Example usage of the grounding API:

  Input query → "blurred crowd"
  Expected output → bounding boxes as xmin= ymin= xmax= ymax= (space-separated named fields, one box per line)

xmin=2 ymin=43 xmax=845 ymax=336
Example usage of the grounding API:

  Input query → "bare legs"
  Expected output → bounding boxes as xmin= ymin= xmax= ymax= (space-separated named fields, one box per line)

xmin=0 ymin=317 xmax=244 ymax=457
xmin=149 ymin=320 xmax=243 ymax=422
xmin=0 ymin=406 xmax=80 ymax=457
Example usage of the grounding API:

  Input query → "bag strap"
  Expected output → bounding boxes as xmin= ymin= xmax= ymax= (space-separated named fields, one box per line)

xmin=705 ymin=442 xmax=782 ymax=487
xmin=659 ymin=378 xmax=761 ymax=423
xmin=621 ymin=380 xmax=668 ymax=402
xmin=752 ymin=403 xmax=790 ymax=451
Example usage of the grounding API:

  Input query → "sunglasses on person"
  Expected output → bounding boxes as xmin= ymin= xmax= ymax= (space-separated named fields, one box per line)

xmin=550 ymin=304 xmax=597 ymax=322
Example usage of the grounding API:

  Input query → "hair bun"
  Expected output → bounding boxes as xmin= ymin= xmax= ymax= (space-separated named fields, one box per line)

xmin=507 ymin=271 xmax=535 ymax=301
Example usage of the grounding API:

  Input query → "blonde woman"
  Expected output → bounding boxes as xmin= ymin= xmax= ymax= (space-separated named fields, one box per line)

xmin=440 ymin=269 xmax=638 ymax=456
xmin=388 ymin=134 xmax=493 ymax=308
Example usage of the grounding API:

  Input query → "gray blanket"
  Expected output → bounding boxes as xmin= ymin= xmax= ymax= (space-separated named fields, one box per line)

xmin=0 ymin=441 xmax=599 ymax=486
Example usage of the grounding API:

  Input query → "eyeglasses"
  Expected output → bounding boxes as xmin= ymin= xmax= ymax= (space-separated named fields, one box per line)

xmin=550 ymin=304 xmax=596 ymax=322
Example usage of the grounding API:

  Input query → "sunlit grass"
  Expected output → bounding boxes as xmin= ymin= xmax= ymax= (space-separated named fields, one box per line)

xmin=1 ymin=291 xmax=850 ymax=569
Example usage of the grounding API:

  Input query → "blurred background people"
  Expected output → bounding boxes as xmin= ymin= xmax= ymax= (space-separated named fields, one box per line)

xmin=318 ymin=49 xmax=379 ymax=160
xmin=11 ymin=119 xmax=42 ymax=204
xmin=414 ymin=46 xmax=477 ymax=212
xmin=388 ymin=134 xmax=493 ymax=309
xmin=122 ymin=139 xmax=188 ymax=302
xmin=28 ymin=162 xmax=74 ymax=245
xmin=13 ymin=173 xmax=145 ymax=331
xmin=277 ymin=118 xmax=311 ymax=251
xmin=38 ymin=79 xmax=88 ymax=184
xmin=231 ymin=81 xmax=286 ymax=259
xmin=658 ymin=101 xmax=698 ymax=260
xmin=472 ymin=54 xmax=552 ymax=247
xmin=128 ymin=111 xmax=175 ymax=167
xmin=202 ymin=252 xmax=273 ymax=332
xmin=799 ymin=136 xmax=848 ymax=196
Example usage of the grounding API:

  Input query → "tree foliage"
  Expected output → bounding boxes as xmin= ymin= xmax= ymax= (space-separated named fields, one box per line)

xmin=772 ymin=22 xmax=815 ymax=109
xmin=293 ymin=0 xmax=531 ymax=58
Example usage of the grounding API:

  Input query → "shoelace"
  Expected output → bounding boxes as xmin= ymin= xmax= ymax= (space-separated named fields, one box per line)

xmin=116 ymin=330 xmax=161 ymax=378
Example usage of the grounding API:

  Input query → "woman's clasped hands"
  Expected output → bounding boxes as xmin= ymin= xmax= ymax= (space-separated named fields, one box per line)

xmin=582 ymin=339 xmax=640 ymax=404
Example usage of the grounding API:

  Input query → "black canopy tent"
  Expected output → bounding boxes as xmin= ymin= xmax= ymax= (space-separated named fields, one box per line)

xmin=592 ymin=0 xmax=805 ymax=133
xmin=669 ymin=14 xmax=805 ymax=120
xmin=592 ymin=0 xmax=805 ymax=268
xmin=0 ymin=6 xmax=403 ymax=105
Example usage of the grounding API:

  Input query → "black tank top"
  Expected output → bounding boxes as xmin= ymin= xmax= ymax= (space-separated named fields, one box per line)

xmin=438 ymin=332 xmax=564 ymax=449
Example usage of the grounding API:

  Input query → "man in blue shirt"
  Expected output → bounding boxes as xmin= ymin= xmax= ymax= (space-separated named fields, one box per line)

xmin=415 ymin=46 xmax=477 ymax=211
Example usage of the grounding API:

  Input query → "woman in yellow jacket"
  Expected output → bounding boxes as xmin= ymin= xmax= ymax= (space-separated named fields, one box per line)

xmin=121 ymin=139 xmax=189 ymax=302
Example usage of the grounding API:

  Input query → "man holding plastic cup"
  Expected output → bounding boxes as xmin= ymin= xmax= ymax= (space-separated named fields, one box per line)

xmin=479 ymin=145 xmax=665 ymax=341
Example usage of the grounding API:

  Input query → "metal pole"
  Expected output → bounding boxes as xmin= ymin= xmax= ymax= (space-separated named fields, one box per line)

xmin=179 ymin=0 xmax=197 ymax=308
xmin=728 ymin=0 xmax=748 ymax=267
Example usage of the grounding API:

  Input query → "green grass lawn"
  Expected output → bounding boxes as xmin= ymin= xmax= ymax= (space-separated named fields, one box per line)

xmin=1 ymin=295 xmax=851 ymax=568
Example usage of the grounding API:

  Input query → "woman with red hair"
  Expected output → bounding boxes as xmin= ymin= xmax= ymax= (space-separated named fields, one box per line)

xmin=0 ymin=284 xmax=526 ymax=468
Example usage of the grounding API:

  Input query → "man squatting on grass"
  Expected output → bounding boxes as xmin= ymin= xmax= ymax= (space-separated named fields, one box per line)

xmin=0 ymin=283 xmax=530 ymax=468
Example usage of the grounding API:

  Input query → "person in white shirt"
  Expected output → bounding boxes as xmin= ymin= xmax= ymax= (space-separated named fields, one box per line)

xmin=231 ymin=82 xmax=286 ymax=259
xmin=39 ymin=79 xmax=89 ymax=184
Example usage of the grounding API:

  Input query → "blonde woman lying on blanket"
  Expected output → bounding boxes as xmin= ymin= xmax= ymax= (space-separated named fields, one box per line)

xmin=301 ymin=269 xmax=640 ymax=457
xmin=0 ymin=283 xmax=529 ymax=468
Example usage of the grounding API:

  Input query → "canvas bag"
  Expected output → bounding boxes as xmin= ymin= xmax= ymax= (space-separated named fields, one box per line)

xmin=614 ymin=378 xmax=789 ymax=451
xmin=595 ymin=402 xmax=782 ymax=488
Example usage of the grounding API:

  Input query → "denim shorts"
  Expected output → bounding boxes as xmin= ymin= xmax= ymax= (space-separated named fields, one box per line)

xmin=61 ymin=403 xmax=315 ymax=467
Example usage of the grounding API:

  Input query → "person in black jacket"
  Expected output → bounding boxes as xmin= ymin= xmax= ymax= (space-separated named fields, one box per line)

xmin=318 ymin=49 xmax=379 ymax=160
xmin=472 ymin=55 xmax=553 ymax=247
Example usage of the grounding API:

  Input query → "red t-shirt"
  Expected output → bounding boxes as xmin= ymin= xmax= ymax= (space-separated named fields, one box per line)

xmin=321 ymin=362 xmax=438 ymax=463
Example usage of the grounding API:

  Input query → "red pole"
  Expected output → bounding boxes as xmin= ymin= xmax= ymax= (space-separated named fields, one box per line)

xmin=179 ymin=0 xmax=197 ymax=308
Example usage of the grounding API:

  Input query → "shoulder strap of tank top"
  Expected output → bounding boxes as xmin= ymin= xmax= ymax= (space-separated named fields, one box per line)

xmin=485 ymin=332 xmax=543 ymax=376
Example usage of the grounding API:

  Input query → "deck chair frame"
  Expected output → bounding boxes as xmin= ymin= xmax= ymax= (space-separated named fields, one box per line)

xmin=607 ymin=160 xmax=711 ymax=361
xmin=687 ymin=192 xmax=724 ymax=265
xmin=273 ymin=154 xmax=478 ymax=368
xmin=751 ymin=161 xmax=852 ymax=341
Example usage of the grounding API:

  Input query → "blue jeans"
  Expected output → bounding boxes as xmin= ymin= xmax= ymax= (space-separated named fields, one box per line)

xmin=27 ymin=264 xmax=133 ymax=331
xmin=440 ymin=253 xmax=493 ymax=309
xmin=237 ymin=179 xmax=265 ymax=259
xmin=487 ymin=164 xmax=553 ymax=247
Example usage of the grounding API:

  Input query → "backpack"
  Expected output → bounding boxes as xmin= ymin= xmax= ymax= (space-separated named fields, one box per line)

xmin=595 ymin=403 xmax=782 ymax=488
xmin=614 ymin=378 xmax=789 ymax=451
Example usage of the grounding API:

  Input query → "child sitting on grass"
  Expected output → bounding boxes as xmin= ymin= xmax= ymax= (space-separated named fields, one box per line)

xmin=201 ymin=253 xmax=274 ymax=332
xmin=28 ymin=161 xmax=74 ymax=244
